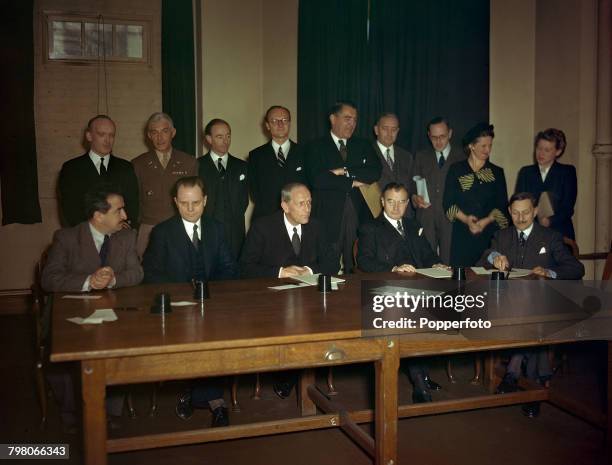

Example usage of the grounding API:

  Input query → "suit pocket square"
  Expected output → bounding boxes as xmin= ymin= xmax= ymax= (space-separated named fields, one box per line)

xmin=239 ymin=174 xmax=246 ymax=181
xmin=539 ymin=247 xmax=546 ymax=254
xmin=362 ymin=158 xmax=367 ymax=164
xmin=296 ymin=166 xmax=302 ymax=171
xmin=418 ymin=227 xmax=424 ymax=236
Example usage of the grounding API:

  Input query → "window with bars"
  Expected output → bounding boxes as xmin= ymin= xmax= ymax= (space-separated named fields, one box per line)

xmin=45 ymin=14 xmax=150 ymax=63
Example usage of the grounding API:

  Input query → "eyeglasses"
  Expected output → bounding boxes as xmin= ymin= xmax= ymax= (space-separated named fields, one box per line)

xmin=269 ymin=118 xmax=290 ymax=125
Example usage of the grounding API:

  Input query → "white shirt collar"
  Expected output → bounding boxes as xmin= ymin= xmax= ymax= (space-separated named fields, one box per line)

xmin=211 ymin=151 xmax=228 ymax=168
xmin=517 ymin=222 xmax=535 ymax=239
xmin=283 ymin=213 xmax=302 ymax=239
xmin=88 ymin=222 xmax=107 ymax=252
xmin=383 ymin=212 xmax=403 ymax=232
xmin=330 ymin=131 xmax=346 ymax=151
xmin=271 ymin=140 xmax=291 ymax=155
xmin=88 ymin=150 xmax=110 ymax=172
xmin=377 ymin=141 xmax=394 ymax=161
xmin=436 ymin=144 xmax=451 ymax=161
xmin=181 ymin=217 xmax=202 ymax=241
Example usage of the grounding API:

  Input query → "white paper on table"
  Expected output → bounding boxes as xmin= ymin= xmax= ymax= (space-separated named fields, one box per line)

xmin=416 ymin=267 xmax=452 ymax=279
xmin=171 ymin=301 xmax=198 ymax=307
xmin=290 ymin=274 xmax=345 ymax=286
xmin=471 ymin=266 xmax=532 ymax=278
xmin=412 ymin=176 xmax=430 ymax=205
xmin=470 ymin=266 xmax=490 ymax=275
xmin=268 ymin=283 xmax=311 ymax=291
xmin=66 ymin=308 xmax=117 ymax=325
xmin=62 ymin=294 xmax=102 ymax=300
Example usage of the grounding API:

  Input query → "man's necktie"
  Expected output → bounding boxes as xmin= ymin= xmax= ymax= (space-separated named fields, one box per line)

xmin=338 ymin=140 xmax=348 ymax=162
xmin=161 ymin=152 xmax=170 ymax=169
xmin=99 ymin=157 xmax=107 ymax=176
xmin=277 ymin=146 xmax=286 ymax=168
xmin=385 ymin=148 xmax=394 ymax=170
xmin=192 ymin=224 xmax=200 ymax=249
xmin=438 ymin=152 xmax=445 ymax=169
xmin=519 ymin=231 xmax=526 ymax=248
xmin=217 ymin=158 xmax=226 ymax=177
xmin=396 ymin=220 xmax=405 ymax=238
xmin=291 ymin=227 xmax=301 ymax=256
xmin=99 ymin=234 xmax=110 ymax=266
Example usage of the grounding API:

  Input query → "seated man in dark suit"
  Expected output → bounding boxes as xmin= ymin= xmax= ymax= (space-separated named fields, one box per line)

xmin=358 ymin=182 xmax=446 ymax=403
xmin=240 ymin=182 xmax=337 ymax=398
xmin=480 ymin=191 xmax=584 ymax=417
xmin=41 ymin=185 xmax=143 ymax=430
xmin=143 ymin=176 xmax=238 ymax=427
xmin=240 ymin=182 xmax=337 ymax=278
xmin=43 ymin=185 xmax=143 ymax=292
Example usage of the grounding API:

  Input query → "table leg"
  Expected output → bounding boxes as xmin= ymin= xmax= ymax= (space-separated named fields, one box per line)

xmin=299 ymin=368 xmax=316 ymax=416
xmin=375 ymin=338 xmax=399 ymax=465
xmin=81 ymin=360 xmax=107 ymax=465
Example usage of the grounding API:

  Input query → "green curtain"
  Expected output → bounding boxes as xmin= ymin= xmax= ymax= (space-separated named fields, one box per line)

xmin=161 ymin=0 xmax=196 ymax=156
xmin=297 ymin=0 xmax=371 ymax=141
xmin=0 ymin=0 xmax=42 ymax=224
xmin=298 ymin=0 xmax=490 ymax=151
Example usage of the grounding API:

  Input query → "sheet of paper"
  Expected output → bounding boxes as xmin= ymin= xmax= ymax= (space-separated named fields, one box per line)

xmin=417 ymin=267 xmax=452 ymax=279
xmin=470 ymin=266 xmax=532 ymax=278
xmin=171 ymin=301 xmax=198 ymax=307
xmin=290 ymin=274 xmax=345 ymax=286
xmin=62 ymin=294 xmax=102 ymax=300
xmin=268 ymin=283 xmax=311 ymax=291
xmin=470 ymin=266 xmax=490 ymax=275
xmin=412 ymin=176 xmax=430 ymax=205
xmin=67 ymin=317 xmax=103 ymax=325
xmin=66 ymin=308 xmax=118 ymax=325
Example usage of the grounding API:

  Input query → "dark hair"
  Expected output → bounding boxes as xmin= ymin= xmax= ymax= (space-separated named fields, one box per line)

xmin=204 ymin=118 xmax=230 ymax=136
xmin=375 ymin=112 xmax=399 ymax=125
xmin=281 ymin=182 xmax=309 ymax=203
xmin=173 ymin=176 xmax=207 ymax=198
xmin=509 ymin=191 xmax=537 ymax=207
xmin=462 ymin=122 xmax=494 ymax=155
xmin=87 ymin=114 xmax=114 ymax=131
xmin=84 ymin=184 xmax=123 ymax=219
xmin=329 ymin=100 xmax=357 ymax=117
xmin=381 ymin=182 xmax=409 ymax=197
xmin=534 ymin=128 xmax=567 ymax=157
xmin=427 ymin=116 xmax=451 ymax=132
xmin=265 ymin=105 xmax=291 ymax=122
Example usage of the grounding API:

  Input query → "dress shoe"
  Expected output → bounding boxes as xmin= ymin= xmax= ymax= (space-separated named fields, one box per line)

xmin=412 ymin=389 xmax=432 ymax=404
xmin=211 ymin=406 xmax=229 ymax=427
xmin=521 ymin=402 xmax=540 ymax=418
xmin=495 ymin=374 xmax=518 ymax=394
xmin=273 ymin=382 xmax=293 ymax=399
xmin=424 ymin=376 xmax=442 ymax=391
xmin=175 ymin=392 xmax=193 ymax=421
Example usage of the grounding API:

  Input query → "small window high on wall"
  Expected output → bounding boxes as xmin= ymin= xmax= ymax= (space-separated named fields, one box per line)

xmin=45 ymin=13 xmax=150 ymax=63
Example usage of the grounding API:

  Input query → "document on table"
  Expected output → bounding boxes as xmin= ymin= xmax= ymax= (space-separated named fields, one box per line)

xmin=412 ymin=176 xmax=431 ymax=205
xmin=290 ymin=274 xmax=345 ymax=286
xmin=268 ymin=282 xmax=311 ymax=291
xmin=417 ymin=267 xmax=452 ymax=279
xmin=67 ymin=308 xmax=118 ymax=325
xmin=171 ymin=301 xmax=198 ymax=307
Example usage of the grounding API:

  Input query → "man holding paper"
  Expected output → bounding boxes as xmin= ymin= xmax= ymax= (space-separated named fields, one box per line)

xmin=411 ymin=117 xmax=465 ymax=263
xmin=479 ymin=192 xmax=584 ymax=280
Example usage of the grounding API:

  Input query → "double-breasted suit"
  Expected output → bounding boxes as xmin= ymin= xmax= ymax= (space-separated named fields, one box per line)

xmin=411 ymin=145 xmax=465 ymax=264
xmin=41 ymin=222 xmax=143 ymax=292
xmin=248 ymin=141 xmax=307 ymax=221
xmin=197 ymin=153 xmax=249 ymax=259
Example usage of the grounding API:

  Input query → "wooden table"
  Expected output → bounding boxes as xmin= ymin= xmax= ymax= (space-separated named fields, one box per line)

xmin=51 ymin=274 xmax=612 ymax=464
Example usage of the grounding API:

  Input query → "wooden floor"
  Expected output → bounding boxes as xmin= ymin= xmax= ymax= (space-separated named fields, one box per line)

xmin=1 ymin=312 xmax=608 ymax=465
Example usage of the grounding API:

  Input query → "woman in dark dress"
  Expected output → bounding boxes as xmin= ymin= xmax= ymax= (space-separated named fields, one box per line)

xmin=443 ymin=123 xmax=508 ymax=267
xmin=515 ymin=128 xmax=577 ymax=240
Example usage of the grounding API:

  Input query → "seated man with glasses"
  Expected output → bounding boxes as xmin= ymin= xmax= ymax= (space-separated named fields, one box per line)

xmin=357 ymin=182 xmax=448 ymax=402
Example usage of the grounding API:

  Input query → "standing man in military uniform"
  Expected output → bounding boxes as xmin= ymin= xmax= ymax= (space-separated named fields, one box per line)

xmin=132 ymin=112 xmax=197 ymax=257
